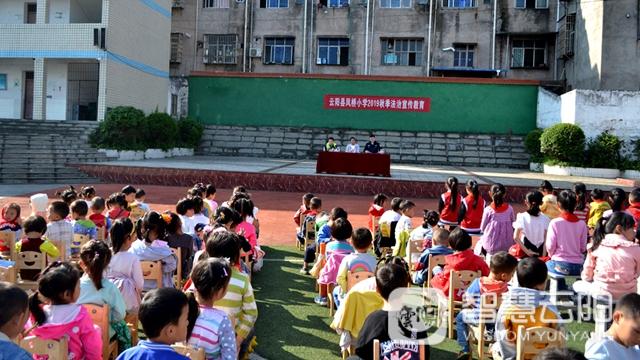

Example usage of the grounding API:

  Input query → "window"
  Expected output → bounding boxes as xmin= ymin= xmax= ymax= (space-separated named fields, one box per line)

xmin=453 ymin=44 xmax=474 ymax=67
xmin=381 ymin=39 xmax=423 ymax=66
xmin=443 ymin=0 xmax=476 ymax=8
xmin=565 ymin=13 xmax=576 ymax=54
xmin=171 ymin=94 xmax=178 ymax=116
xmin=515 ymin=0 xmax=548 ymax=9
xmin=511 ymin=39 xmax=547 ymax=68
xmin=203 ymin=0 xmax=229 ymax=8
xmin=380 ymin=0 xmax=411 ymax=9
xmin=170 ymin=33 xmax=183 ymax=64
xmin=264 ymin=37 xmax=295 ymax=65
xmin=0 ymin=74 xmax=6 ymax=90
xmin=317 ymin=38 xmax=349 ymax=65
xmin=204 ymin=34 xmax=237 ymax=64
xmin=25 ymin=3 xmax=36 ymax=24
xmin=326 ymin=0 xmax=349 ymax=7
xmin=260 ymin=0 xmax=288 ymax=8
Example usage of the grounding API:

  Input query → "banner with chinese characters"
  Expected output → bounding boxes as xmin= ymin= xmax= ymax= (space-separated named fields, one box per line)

xmin=323 ymin=94 xmax=431 ymax=112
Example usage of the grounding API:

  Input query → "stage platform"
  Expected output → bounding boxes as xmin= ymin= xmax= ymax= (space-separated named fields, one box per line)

xmin=73 ymin=156 xmax=632 ymax=201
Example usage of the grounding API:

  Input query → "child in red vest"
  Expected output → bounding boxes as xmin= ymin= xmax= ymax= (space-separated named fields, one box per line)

xmin=627 ymin=188 xmax=640 ymax=230
xmin=439 ymin=177 xmax=463 ymax=228
xmin=431 ymin=228 xmax=490 ymax=301
xmin=459 ymin=179 xmax=485 ymax=235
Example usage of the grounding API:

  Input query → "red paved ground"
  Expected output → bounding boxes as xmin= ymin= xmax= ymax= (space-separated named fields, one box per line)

xmin=3 ymin=183 xmax=525 ymax=246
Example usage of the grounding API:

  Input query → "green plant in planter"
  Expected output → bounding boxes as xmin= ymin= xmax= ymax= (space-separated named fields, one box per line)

xmin=177 ymin=117 xmax=205 ymax=149
xmin=540 ymin=123 xmax=585 ymax=165
xmin=585 ymin=131 xmax=622 ymax=169
xmin=144 ymin=112 xmax=178 ymax=150
xmin=89 ymin=106 xmax=146 ymax=150
xmin=524 ymin=128 xmax=544 ymax=163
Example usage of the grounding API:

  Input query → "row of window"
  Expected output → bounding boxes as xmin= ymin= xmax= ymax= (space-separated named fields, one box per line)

xmin=179 ymin=34 xmax=548 ymax=68
xmin=201 ymin=0 xmax=549 ymax=9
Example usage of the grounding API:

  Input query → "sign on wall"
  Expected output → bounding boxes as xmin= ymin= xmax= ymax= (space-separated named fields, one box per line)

xmin=324 ymin=94 xmax=431 ymax=112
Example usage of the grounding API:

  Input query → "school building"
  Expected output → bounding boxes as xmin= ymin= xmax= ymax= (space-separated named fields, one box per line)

xmin=0 ymin=0 xmax=171 ymax=121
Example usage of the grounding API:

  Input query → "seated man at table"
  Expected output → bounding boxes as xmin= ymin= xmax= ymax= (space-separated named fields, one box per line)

xmin=325 ymin=137 xmax=340 ymax=152
xmin=364 ymin=134 xmax=384 ymax=154
xmin=345 ymin=137 xmax=360 ymax=153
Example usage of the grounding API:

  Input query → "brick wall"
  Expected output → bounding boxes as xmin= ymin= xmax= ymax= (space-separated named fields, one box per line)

xmin=198 ymin=125 xmax=530 ymax=169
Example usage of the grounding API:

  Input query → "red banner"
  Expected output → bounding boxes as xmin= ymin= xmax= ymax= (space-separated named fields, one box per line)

xmin=323 ymin=94 xmax=431 ymax=112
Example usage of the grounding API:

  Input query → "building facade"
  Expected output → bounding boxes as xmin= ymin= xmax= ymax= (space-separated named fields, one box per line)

xmin=557 ymin=0 xmax=640 ymax=91
xmin=0 ymin=0 xmax=171 ymax=121
xmin=170 ymin=0 xmax=560 ymax=117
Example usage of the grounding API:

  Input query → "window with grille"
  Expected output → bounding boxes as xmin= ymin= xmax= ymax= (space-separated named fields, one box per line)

xmin=453 ymin=44 xmax=474 ymax=67
xmin=204 ymin=34 xmax=237 ymax=64
xmin=566 ymin=13 xmax=576 ymax=54
xmin=381 ymin=39 xmax=423 ymax=66
xmin=264 ymin=37 xmax=295 ymax=65
xmin=203 ymin=0 xmax=230 ymax=8
xmin=260 ymin=0 xmax=288 ymax=8
xmin=170 ymin=33 xmax=183 ymax=64
xmin=380 ymin=0 xmax=411 ymax=9
xmin=443 ymin=0 xmax=476 ymax=8
xmin=317 ymin=38 xmax=349 ymax=66
xmin=515 ymin=0 xmax=547 ymax=9
xmin=511 ymin=39 xmax=547 ymax=68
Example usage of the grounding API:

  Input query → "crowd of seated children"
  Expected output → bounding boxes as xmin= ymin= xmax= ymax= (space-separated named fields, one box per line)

xmin=589 ymin=189 xmax=612 ymax=229
xmin=116 ymin=288 xmax=193 ymax=360
xmin=316 ymin=218 xmax=355 ymax=306
xmin=413 ymin=228 xmax=453 ymax=286
xmin=512 ymin=191 xmax=550 ymax=258
xmin=573 ymin=182 xmax=590 ymax=224
xmin=459 ymin=179 xmax=485 ymax=235
xmin=0 ymin=203 xmax=21 ymax=253
xmin=439 ymin=177 xmax=463 ymax=228
xmin=545 ymin=190 xmax=588 ymax=288
xmin=129 ymin=211 xmax=178 ymax=290
xmin=585 ymin=293 xmax=640 ymax=359
xmin=431 ymin=228 xmax=490 ymax=301
xmin=492 ymin=257 xmax=560 ymax=360
xmin=0 ymin=282 xmax=32 ymax=359
xmin=45 ymin=200 xmax=73 ymax=259
xmin=368 ymin=193 xmax=387 ymax=233
xmin=480 ymin=183 xmax=515 ymax=259
xmin=392 ymin=200 xmax=416 ymax=259
xmin=573 ymin=212 xmax=640 ymax=301
xmin=410 ymin=209 xmax=440 ymax=250
xmin=186 ymin=257 xmax=237 ymax=359
xmin=27 ymin=262 xmax=103 ymax=360
xmin=374 ymin=197 xmax=403 ymax=256
xmin=333 ymin=227 xmax=377 ymax=308
xmin=106 ymin=217 xmax=144 ymax=313
xmin=299 ymin=197 xmax=323 ymax=273
xmin=456 ymin=251 xmax=518 ymax=359
xmin=16 ymin=215 xmax=59 ymax=280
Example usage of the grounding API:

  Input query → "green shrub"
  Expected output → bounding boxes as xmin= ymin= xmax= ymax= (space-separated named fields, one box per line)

xmin=524 ymin=128 xmax=544 ymax=162
xmin=177 ymin=117 xmax=205 ymax=149
xmin=144 ymin=112 xmax=178 ymax=150
xmin=89 ymin=106 xmax=146 ymax=150
xmin=540 ymin=124 xmax=585 ymax=165
xmin=585 ymin=131 xmax=622 ymax=169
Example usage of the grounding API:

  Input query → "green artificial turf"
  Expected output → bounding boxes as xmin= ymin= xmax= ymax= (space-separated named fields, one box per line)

xmin=252 ymin=246 xmax=594 ymax=360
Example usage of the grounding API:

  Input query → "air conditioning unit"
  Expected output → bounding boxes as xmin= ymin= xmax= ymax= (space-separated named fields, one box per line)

xmin=249 ymin=48 xmax=262 ymax=57
xmin=172 ymin=0 xmax=184 ymax=8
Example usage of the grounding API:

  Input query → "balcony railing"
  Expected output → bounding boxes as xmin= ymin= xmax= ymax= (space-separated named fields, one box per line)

xmin=0 ymin=24 xmax=104 ymax=57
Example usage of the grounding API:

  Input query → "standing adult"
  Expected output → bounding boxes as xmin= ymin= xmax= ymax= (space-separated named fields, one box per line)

xmin=364 ymin=134 xmax=383 ymax=154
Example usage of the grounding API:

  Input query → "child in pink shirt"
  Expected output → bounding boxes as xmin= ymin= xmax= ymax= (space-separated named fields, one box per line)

xmin=573 ymin=212 xmax=640 ymax=301
xmin=27 ymin=262 xmax=102 ymax=360
xmin=480 ymin=183 xmax=515 ymax=256
xmin=545 ymin=190 xmax=588 ymax=287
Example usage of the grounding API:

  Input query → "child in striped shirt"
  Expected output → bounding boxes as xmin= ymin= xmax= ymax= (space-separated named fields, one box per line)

xmin=187 ymin=258 xmax=236 ymax=360
xmin=203 ymin=231 xmax=258 ymax=357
